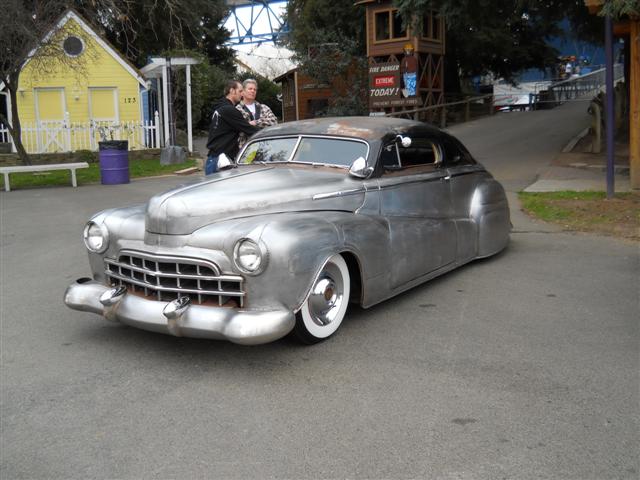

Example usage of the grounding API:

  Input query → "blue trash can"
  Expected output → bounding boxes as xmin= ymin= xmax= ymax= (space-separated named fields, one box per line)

xmin=99 ymin=140 xmax=129 ymax=185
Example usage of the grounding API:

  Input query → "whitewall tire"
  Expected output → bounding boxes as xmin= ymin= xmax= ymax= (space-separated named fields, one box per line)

xmin=294 ymin=254 xmax=350 ymax=344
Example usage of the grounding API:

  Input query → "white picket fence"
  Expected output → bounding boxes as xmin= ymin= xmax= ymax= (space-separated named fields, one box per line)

xmin=0 ymin=112 xmax=161 ymax=154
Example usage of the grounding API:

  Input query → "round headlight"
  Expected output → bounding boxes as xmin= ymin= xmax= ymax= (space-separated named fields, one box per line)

xmin=83 ymin=221 xmax=109 ymax=253
xmin=233 ymin=238 xmax=267 ymax=274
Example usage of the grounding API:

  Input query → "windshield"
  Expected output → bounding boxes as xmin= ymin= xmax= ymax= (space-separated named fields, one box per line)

xmin=238 ymin=136 xmax=369 ymax=168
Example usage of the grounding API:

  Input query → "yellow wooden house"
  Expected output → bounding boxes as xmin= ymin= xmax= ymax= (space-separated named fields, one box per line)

xmin=1 ymin=9 xmax=157 ymax=153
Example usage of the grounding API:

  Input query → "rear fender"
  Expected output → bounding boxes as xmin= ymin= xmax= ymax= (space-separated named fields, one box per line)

xmin=470 ymin=180 xmax=510 ymax=257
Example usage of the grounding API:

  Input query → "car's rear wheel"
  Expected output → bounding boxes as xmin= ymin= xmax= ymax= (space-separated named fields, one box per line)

xmin=294 ymin=254 xmax=350 ymax=344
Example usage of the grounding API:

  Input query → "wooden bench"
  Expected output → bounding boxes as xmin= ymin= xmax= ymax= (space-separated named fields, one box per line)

xmin=0 ymin=162 xmax=90 ymax=192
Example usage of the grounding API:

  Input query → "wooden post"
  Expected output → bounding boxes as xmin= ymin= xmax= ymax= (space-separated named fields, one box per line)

xmin=65 ymin=112 xmax=72 ymax=152
xmin=630 ymin=20 xmax=640 ymax=190
xmin=186 ymin=64 xmax=193 ymax=154
xmin=161 ymin=61 xmax=169 ymax=147
xmin=154 ymin=111 xmax=161 ymax=149
xmin=465 ymin=97 xmax=471 ymax=122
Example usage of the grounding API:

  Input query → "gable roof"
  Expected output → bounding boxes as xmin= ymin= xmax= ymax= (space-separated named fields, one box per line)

xmin=1 ymin=9 xmax=146 ymax=91
xmin=273 ymin=68 xmax=298 ymax=83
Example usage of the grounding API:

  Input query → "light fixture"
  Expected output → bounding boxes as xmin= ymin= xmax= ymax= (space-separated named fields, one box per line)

xmin=233 ymin=238 xmax=268 ymax=275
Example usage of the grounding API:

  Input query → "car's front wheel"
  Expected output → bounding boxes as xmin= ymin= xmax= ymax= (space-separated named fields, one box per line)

xmin=294 ymin=254 xmax=350 ymax=344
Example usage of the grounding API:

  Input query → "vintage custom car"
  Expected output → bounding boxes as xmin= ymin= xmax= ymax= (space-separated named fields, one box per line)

xmin=64 ymin=117 xmax=510 ymax=345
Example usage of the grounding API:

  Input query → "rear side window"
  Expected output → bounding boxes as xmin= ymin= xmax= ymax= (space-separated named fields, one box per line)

xmin=442 ymin=137 xmax=475 ymax=166
xmin=379 ymin=137 xmax=441 ymax=175
xmin=398 ymin=138 xmax=440 ymax=167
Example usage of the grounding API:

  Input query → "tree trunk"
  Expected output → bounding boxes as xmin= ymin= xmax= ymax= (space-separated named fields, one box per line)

xmin=6 ymin=71 xmax=31 ymax=165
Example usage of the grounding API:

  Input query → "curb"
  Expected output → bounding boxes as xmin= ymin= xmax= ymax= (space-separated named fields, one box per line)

xmin=562 ymin=127 xmax=590 ymax=153
xmin=568 ymin=163 xmax=630 ymax=174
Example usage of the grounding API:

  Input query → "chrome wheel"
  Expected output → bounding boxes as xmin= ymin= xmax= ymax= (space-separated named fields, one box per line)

xmin=295 ymin=254 xmax=350 ymax=343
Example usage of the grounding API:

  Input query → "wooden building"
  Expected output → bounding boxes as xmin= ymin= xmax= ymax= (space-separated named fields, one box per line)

xmin=585 ymin=0 xmax=639 ymax=189
xmin=356 ymin=0 xmax=445 ymax=117
xmin=273 ymin=69 xmax=334 ymax=123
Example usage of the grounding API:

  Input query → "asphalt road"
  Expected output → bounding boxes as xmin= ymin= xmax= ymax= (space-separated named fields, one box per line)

xmin=1 ymin=102 xmax=638 ymax=479
xmin=447 ymin=98 xmax=592 ymax=193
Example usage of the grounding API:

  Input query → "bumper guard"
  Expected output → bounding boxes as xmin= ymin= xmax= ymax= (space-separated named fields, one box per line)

xmin=64 ymin=278 xmax=295 ymax=345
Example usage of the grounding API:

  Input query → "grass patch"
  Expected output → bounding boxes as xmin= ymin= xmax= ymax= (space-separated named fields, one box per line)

xmin=519 ymin=191 xmax=639 ymax=240
xmin=1 ymin=158 xmax=197 ymax=190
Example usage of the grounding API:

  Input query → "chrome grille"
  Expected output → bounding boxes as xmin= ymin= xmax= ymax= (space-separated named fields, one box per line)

xmin=105 ymin=251 xmax=244 ymax=307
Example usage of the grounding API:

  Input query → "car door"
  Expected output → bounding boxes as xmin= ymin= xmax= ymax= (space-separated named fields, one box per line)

xmin=377 ymin=137 xmax=457 ymax=289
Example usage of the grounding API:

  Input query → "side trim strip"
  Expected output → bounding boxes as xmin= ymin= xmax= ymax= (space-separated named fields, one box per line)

xmin=313 ymin=188 xmax=366 ymax=200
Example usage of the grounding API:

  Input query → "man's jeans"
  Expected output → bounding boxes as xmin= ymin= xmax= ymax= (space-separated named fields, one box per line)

xmin=205 ymin=154 xmax=219 ymax=175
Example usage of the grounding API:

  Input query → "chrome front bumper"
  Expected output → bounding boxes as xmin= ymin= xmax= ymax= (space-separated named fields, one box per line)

xmin=64 ymin=278 xmax=295 ymax=345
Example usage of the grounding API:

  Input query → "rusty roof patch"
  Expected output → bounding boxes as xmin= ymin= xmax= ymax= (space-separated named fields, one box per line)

xmin=325 ymin=121 xmax=379 ymax=139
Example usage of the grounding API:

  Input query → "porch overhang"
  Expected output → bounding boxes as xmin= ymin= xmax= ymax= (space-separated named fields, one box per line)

xmin=141 ymin=57 xmax=200 ymax=153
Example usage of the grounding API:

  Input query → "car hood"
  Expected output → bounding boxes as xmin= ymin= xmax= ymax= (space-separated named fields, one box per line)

xmin=145 ymin=166 xmax=366 ymax=235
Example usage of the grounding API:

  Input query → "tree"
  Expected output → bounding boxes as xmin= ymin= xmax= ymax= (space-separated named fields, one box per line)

xmin=599 ymin=0 xmax=640 ymax=19
xmin=1 ymin=1 xmax=83 ymax=164
xmin=394 ymin=0 xmax=603 ymax=89
xmin=283 ymin=0 xmax=369 ymax=116
xmin=97 ymin=0 xmax=235 ymax=71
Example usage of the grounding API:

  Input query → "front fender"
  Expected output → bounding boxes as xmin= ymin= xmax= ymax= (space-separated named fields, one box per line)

xmin=183 ymin=213 xmax=340 ymax=310
xmin=254 ymin=214 xmax=343 ymax=310
xmin=253 ymin=211 xmax=391 ymax=311
xmin=85 ymin=205 xmax=147 ymax=281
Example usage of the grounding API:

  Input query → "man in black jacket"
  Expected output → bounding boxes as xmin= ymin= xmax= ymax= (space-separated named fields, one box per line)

xmin=205 ymin=80 xmax=259 ymax=174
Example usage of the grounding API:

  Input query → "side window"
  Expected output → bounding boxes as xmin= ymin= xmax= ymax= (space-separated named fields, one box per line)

xmin=380 ymin=143 xmax=400 ymax=168
xmin=398 ymin=138 xmax=441 ymax=167
xmin=442 ymin=137 xmax=476 ymax=166
xmin=379 ymin=138 xmax=442 ymax=176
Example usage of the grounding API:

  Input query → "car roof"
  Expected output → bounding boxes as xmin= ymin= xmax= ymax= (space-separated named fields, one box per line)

xmin=252 ymin=116 xmax=444 ymax=141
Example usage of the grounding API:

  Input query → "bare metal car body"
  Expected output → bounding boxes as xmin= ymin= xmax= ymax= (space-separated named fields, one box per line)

xmin=64 ymin=117 xmax=510 ymax=345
